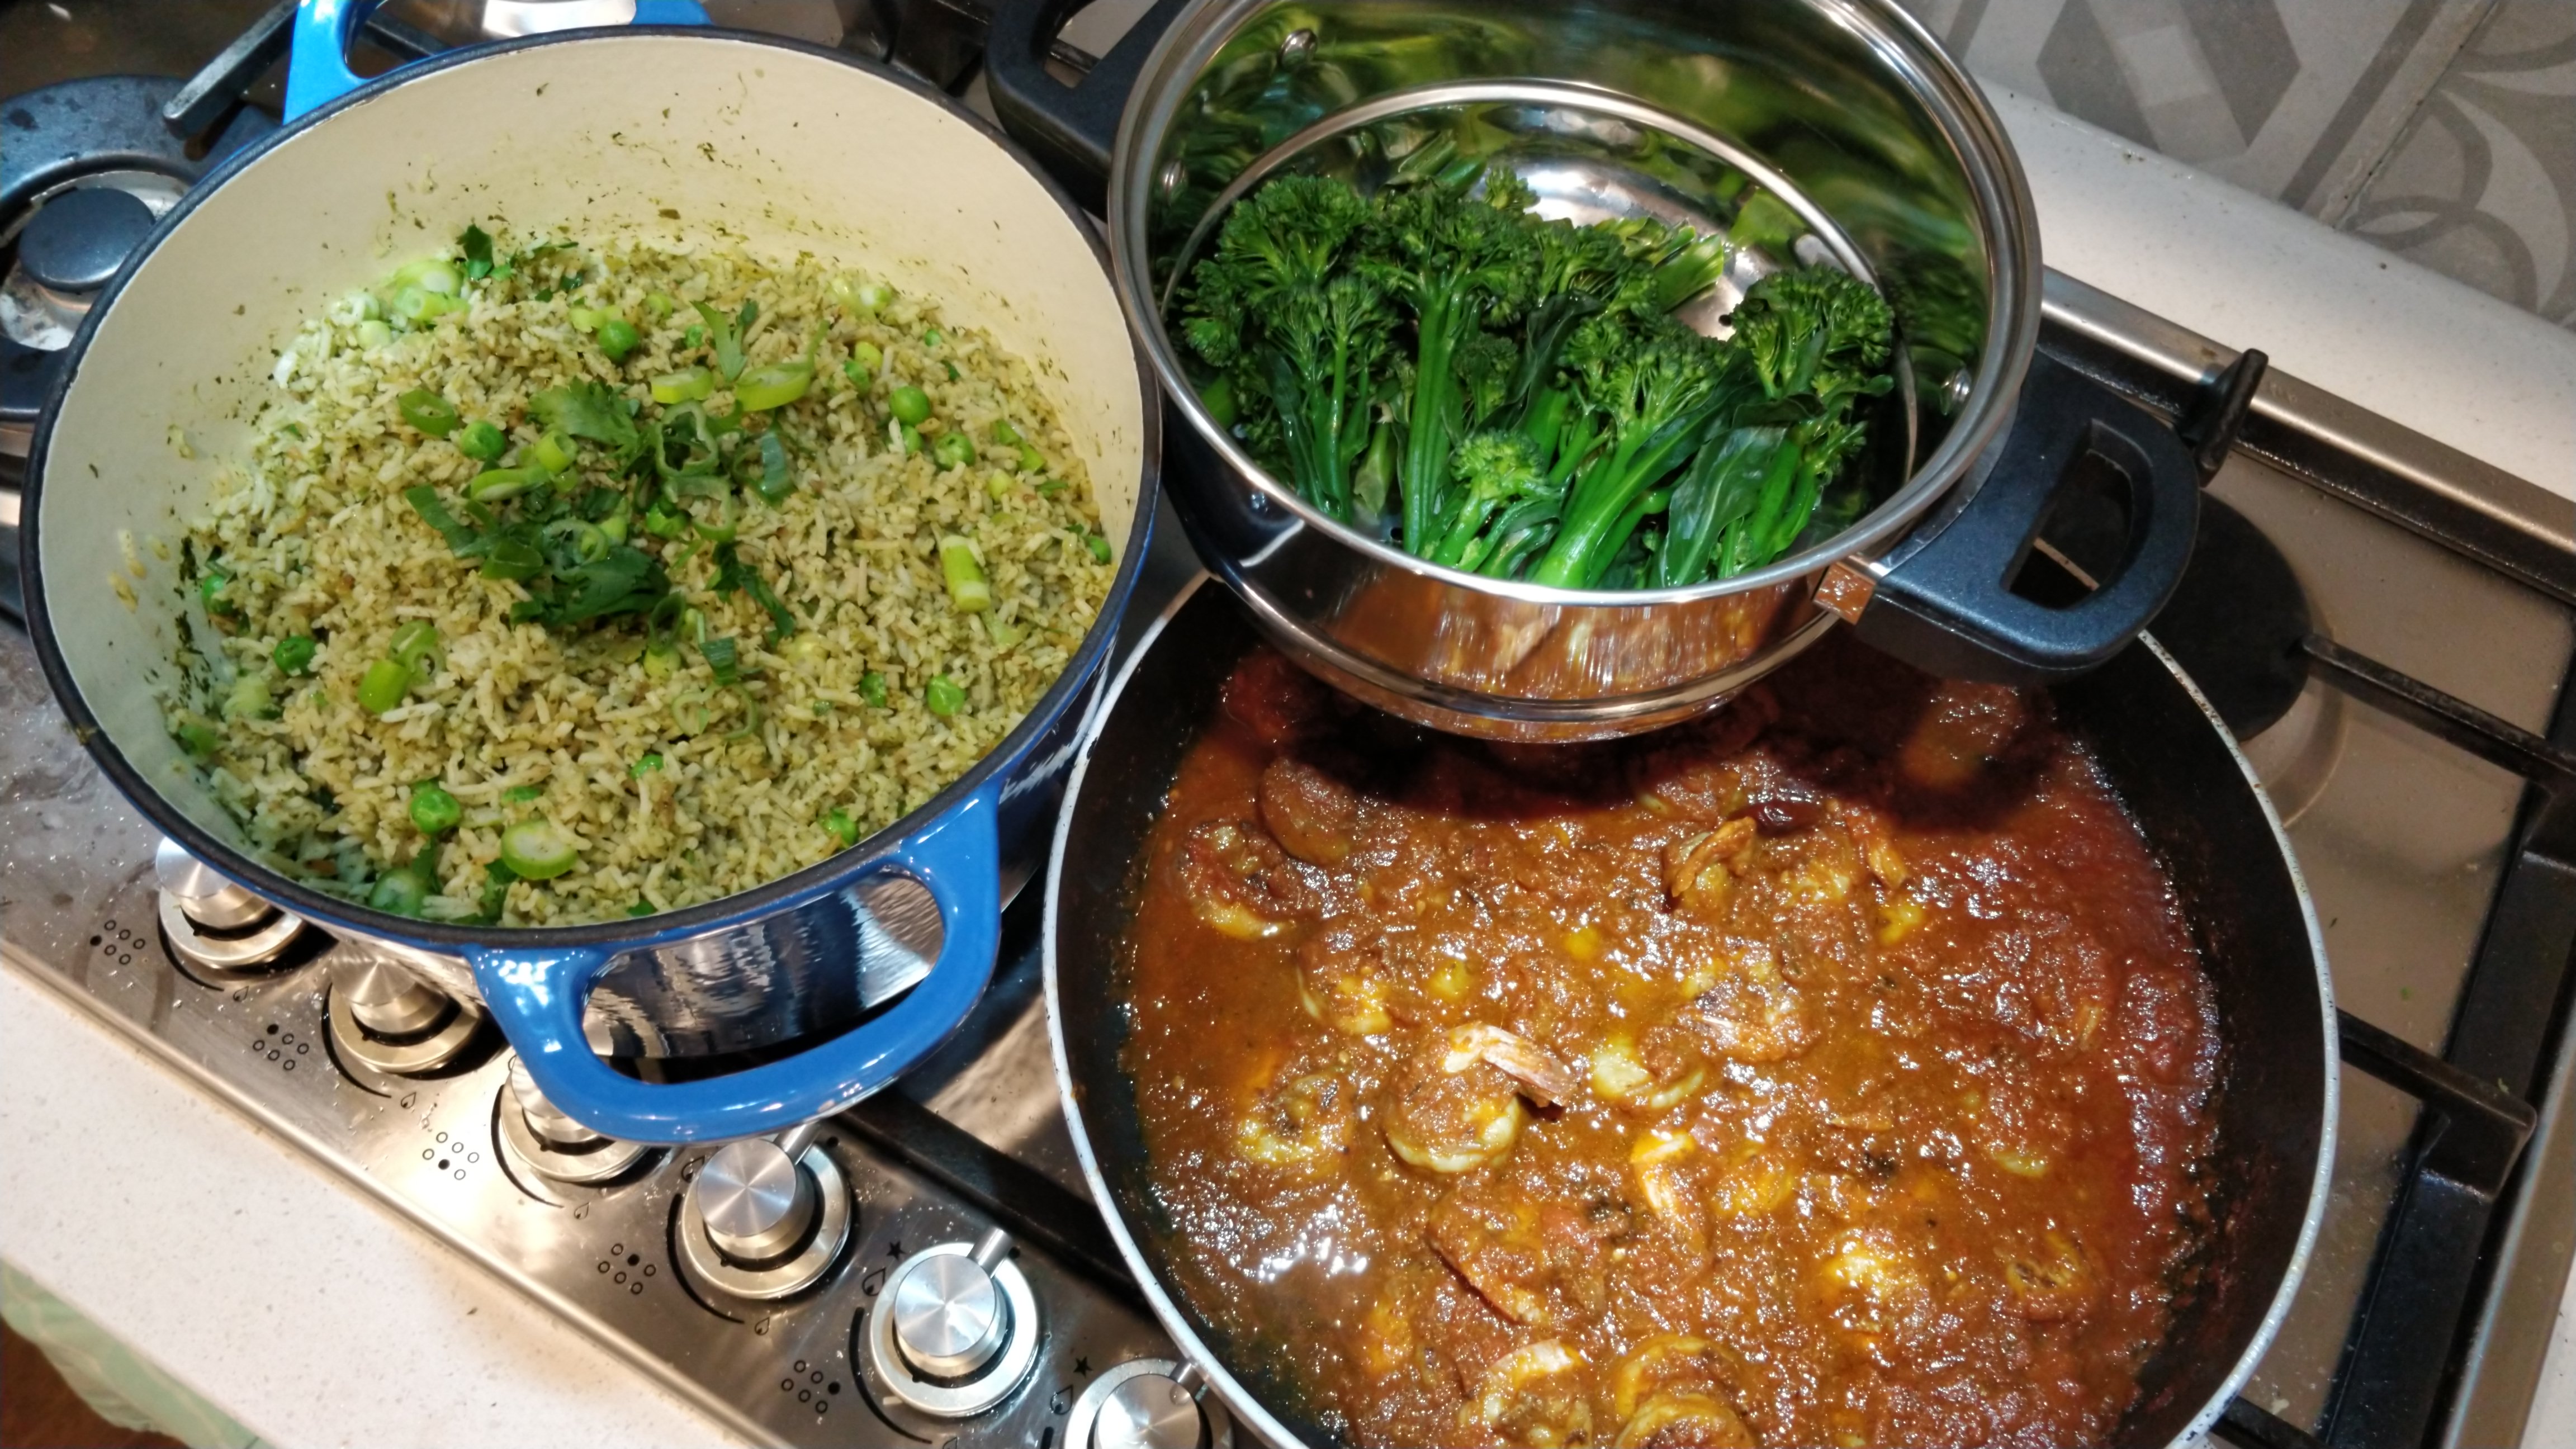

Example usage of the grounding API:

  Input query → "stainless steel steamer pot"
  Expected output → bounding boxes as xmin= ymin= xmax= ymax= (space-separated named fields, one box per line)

xmin=988 ymin=0 xmax=2204 ymax=741
xmin=20 ymin=24 xmax=1161 ymax=1143
xmin=1045 ymin=580 xmax=2335 ymax=1449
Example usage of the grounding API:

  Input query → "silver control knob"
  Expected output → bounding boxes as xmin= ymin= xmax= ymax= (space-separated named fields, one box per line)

xmin=1067 ymin=1361 xmax=1230 ymax=1449
xmin=155 ymin=837 xmax=272 ymax=931
xmin=695 ymin=1138 xmax=816 ymax=1266
xmin=507 ymin=1055 xmax=599 ymax=1148
xmin=334 ymin=953 xmax=452 ymax=1038
xmin=891 ymin=1231 xmax=1012 ymax=1380
xmin=1094 ymin=1374 xmax=1207 ymax=1449
xmin=866 ymin=1230 xmax=1041 ymax=1417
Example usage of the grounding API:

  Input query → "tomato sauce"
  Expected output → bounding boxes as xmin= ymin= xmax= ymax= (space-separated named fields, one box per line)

xmin=1119 ymin=635 xmax=2220 ymax=1448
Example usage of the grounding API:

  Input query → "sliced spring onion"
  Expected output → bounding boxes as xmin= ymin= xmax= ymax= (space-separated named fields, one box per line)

xmin=853 ymin=280 xmax=894 ymax=313
xmin=938 ymin=535 xmax=991 ymax=613
xmin=627 ymin=899 xmax=654 ymax=917
xmin=355 ymin=319 xmax=393 ymax=349
xmin=389 ymin=286 xmax=461 ymax=324
xmin=1036 ymin=479 xmax=1069 ymax=497
xmin=645 ymin=291 xmax=675 ymax=321
xmin=650 ymin=366 xmax=716 ymax=405
xmin=643 ymin=501 xmax=686 ymax=539
xmin=925 ymin=674 xmax=965 ymax=717
xmin=595 ymin=316 xmax=640 ymax=362
xmin=631 ymin=752 xmax=664 ymax=778
xmin=888 ymin=385 xmax=932 ymax=426
xmin=823 ymin=808 xmax=858 ymax=847
xmin=643 ymin=638 xmax=678 ymax=678
xmin=846 ymin=341 xmax=882 ymax=385
xmin=173 ymin=720 xmax=219 ymax=760
xmin=392 ymin=257 xmax=461 ymax=296
xmin=984 ymin=615 xmax=1025 ymax=649
xmin=858 ymin=671 xmax=888 ymax=709
xmin=532 ymin=430 xmax=576 ymax=474
xmin=389 ymin=621 xmax=440 ymax=670
xmin=223 ymin=672 xmax=274 ymax=722
xmin=455 ymin=420 xmax=507 ymax=462
xmin=932 ymin=431 xmax=976 ymax=470
xmin=755 ymin=431 xmax=793 ymax=503
xmin=736 ymin=360 xmax=815 ymax=413
xmin=986 ymin=471 xmax=1016 ymax=501
xmin=503 ymin=783 xmax=544 ymax=803
xmin=480 ymin=536 xmax=544 ymax=580
xmin=567 ymin=306 xmax=605 ymax=333
xmin=358 ymin=659 xmax=410 ymax=714
xmin=397 ymin=389 xmax=460 ymax=437
xmin=544 ymin=518 xmax=610 ymax=562
xmin=409 ymin=782 xmax=461 ymax=834
xmin=498 ymin=820 xmax=580 ymax=880
xmin=469 ymin=466 xmax=547 ymax=502
xmin=367 ymin=865 xmax=427 ymax=916
xmin=896 ymin=423 xmax=924 ymax=458
xmin=1016 ymin=442 xmax=1045 ymax=473
xmin=273 ymin=634 xmax=317 ymax=675
xmin=991 ymin=418 xmax=1022 ymax=446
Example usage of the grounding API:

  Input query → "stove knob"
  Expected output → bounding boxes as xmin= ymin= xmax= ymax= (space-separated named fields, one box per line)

xmin=19 ymin=187 xmax=155 ymax=295
xmin=866 ymin=1229 xmax=1041 ymax=1417
xmin=334 ymin=953 xmax=453 ymax=1038
xmin=155 ymin=837 xmax=272 ymax=932
xmin=695 ymin=1134 xmax=817 ymax=1267
xmin=507 ymin=1054 xmax=599 ymax=1148
xmin=889 ymin=1230 xmax=1013 ymax=1380
xmin=1092 ymin=1372 xmax=1208 ymax=1449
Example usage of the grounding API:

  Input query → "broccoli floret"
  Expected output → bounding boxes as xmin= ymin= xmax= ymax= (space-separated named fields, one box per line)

xmin=1426 ymin=430 xmax=1557 ymax=571
xmin=1179 ymin=176 xmax=1389 ymax=520
xmin=1528 ymin=314 xmax=1734 ymax=588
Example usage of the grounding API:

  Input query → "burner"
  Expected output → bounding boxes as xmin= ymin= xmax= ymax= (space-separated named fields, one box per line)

xmin=1066 ymin=1359 xmax=1237 ymax=1449
xmin=2148 ymin=493 xmax=2318 ymax=738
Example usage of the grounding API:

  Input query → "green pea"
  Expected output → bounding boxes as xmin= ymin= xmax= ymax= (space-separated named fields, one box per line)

xmin=273 ymin=634 xmax=318 ymax=675
xmin=503 ymin=783 xmax=545 ymax=803
xmin=455 ymin=420 xmax=507 ymax=462
xmin=645 ymin=291 xmax=676 ymax=321
xmin=932 ymin=431 xmax=976 ymax=470
xmin=898 ymin=424 xmax=925 ymax=458
xmin=409 ymin=782 xmax=461 ymax=835
xmin=358 ymin=659 xmax=410 ymax=714
xmin=199 ymin=570 xmax=235 ymax=614
xmin=922 ymin=328 xmax=945 ymax=348
xmin=627 ymin=899 xmax=655 ymax=917
xmin=858 ymin=671 xmax=888 ymax=709
xmin=1084 ymin=532 xmax=1112 ymax=565
xmin=595 ymin=316 xmax=640 ymax=362
xmin=631 ymin=752 xmax=664 ymax=778
xmin=888 ymin=385 xmax=932 ymax=426
xmin=173 ymin=721 xmax=220 ymax=760
xmin=925 ymin=674 xmax=965 ymax=717
xmin=824 ymin=808 xmax=858 ymax=848
xmin=396 ymin=388 xmax=460 ymax=437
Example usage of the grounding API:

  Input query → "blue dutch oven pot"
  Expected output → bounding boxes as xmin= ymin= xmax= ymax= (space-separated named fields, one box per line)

xmin=20 ymin=5 xmax=1161 ymax=1143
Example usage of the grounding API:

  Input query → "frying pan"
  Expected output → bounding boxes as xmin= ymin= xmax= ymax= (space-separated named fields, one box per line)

xmin=1045 ymin=578 xmax=2335 ymax=1448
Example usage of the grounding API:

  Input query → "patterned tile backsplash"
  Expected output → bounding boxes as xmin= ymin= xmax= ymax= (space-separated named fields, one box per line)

xmin=1900 ymin=0 xmax=2576 ymax=331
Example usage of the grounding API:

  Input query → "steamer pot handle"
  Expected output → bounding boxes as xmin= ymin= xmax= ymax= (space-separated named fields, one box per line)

xmin=467 ymin=781 xmax=1002 ymax=1144
xmin=987 ymin=0 xmax=1194 ymax=211
xmin=285 ymin=0 xmax=711 ymax=121
xmin=1852 ymin=349 xmax=2200 ymax=685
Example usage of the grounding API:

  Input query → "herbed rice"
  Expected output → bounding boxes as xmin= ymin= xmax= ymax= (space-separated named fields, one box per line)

xmin=163 ymin=228 xmax=1114 ymax=926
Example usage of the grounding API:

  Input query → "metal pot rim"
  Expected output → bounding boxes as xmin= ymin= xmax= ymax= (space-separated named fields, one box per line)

xmin=1101 ymin=0 xmax=2046 ymax=608
xmin=1042 ymin=575 xmax=2340 ymax=1449
xmin=18 ymin=25 xmax=1163 ymax=950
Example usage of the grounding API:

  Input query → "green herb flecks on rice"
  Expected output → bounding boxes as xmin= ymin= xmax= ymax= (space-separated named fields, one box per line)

xmin=165 ymin=226 xmax=1112 ymax=926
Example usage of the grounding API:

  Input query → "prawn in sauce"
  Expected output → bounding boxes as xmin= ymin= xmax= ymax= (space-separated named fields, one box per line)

xmin=1120 ymin=636 xmax=2221 ymax=1448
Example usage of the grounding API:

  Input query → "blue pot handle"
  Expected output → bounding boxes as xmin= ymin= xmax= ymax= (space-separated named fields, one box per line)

xmin=287 ymin=0 xmax=710 ymax=120
xmin=468 ymin=782 xmax=1002 ymax=1143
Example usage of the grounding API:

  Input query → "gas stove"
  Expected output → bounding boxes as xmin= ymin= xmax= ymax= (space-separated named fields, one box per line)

xmin=3 ymin=5 xmax=2573 ymax=1449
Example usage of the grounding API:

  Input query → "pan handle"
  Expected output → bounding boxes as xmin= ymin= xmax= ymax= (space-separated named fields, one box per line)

xmin=986 ymin=0 xmax=1194 ymax=211
xmin=467 ymin=781 xmax=1002 ymax=1144
xmin=1852 ymin=350 xmax=2200 ymax=685
xmin=284 ymin=0 xmax=711 ymax=121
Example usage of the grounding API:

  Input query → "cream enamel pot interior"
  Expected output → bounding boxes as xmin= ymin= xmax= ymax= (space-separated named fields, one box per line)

xmin=20 ymin=27 xmax=1159 ymax=1143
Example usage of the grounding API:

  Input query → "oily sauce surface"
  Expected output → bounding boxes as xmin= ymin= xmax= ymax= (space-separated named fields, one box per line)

xmin=1119 ymin=636 xmax=2220 ymax=1448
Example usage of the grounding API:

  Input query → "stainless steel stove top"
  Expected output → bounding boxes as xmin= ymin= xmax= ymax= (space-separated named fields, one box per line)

xmin=4 ymin=7 xmax=2573 ymax=1449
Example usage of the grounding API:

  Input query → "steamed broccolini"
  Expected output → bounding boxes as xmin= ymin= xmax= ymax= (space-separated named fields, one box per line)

xmin=1178 ymin=165 xmax=1899 ymax=584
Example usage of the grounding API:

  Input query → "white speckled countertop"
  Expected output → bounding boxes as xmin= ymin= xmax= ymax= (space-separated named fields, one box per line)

xmin=2 ymin=77 xmax=2571 ymax=1449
